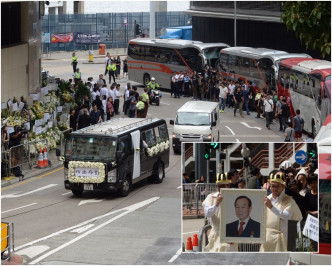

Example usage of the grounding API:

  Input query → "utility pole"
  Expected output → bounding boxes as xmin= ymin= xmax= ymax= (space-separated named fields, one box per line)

xmin=150 ymin=1 xmax=156 ymax=39
xmin=234 ymin=1 xmax=237 ymax=46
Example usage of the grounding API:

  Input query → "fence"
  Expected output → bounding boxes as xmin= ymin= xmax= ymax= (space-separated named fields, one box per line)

xmin=1 ymin=222 xmax=14 ymax=261
xmin=42 ymin=12 xmax=191 ymax=52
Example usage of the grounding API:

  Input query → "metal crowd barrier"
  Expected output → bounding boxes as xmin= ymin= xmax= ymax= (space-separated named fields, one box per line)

xmin=182 ymin=183 xmax=218 ymax=215
xmin=1 ymin=222 xmax=14 ymax=261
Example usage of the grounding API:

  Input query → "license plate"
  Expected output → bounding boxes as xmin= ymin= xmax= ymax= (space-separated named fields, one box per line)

xmin=84 ymin=184 xmax=93 ymax=191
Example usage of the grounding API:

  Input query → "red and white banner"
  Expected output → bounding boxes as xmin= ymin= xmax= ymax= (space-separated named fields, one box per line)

xmin=51 ymin=33 xmax=74 ymax=43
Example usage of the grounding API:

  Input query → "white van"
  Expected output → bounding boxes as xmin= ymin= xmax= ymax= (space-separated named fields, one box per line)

xmin=170 ymin=101 xmax=220 ymax=154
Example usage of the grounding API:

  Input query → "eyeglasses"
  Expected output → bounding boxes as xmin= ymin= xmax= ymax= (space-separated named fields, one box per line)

xmin=270 ymin=184 xmax=283 ymax=189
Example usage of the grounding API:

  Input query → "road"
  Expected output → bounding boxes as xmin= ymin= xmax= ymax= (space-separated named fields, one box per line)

xmin=0 ymin=54 xmax=294 ymax=265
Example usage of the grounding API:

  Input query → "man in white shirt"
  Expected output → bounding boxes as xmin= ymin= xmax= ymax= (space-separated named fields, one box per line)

xmin=260 ymin=171 xmax=302 ymax=252
xmin=108 ymin=84 xmax=115 ymax=101
xmin=114 ymin=84 xmax=121 ymax=115
xmin=99 ymin=84 xmax=109 ymax=100
xmin=104 ymin=52 xmax=110 ymax=76
xmin=174 ymin=73 xmax=180 ymax=98
xmin=219 ymin=82 xmax=228 ymax=113
xmin=263 ymin=94 xmax=274 ymax=130
xmin=228 ymin=80 xmax=235 ymax=108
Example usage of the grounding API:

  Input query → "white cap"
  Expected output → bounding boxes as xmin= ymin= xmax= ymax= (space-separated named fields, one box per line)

xmin=296 ymin=168 xmax=308 ymax=179
xmin=280 ymin=160 xmax=292 ymax=170
xmin=151 ymin=77 xmax=155 ymax=81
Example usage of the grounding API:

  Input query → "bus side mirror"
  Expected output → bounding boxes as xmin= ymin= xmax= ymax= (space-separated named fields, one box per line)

xmin=56 ymin=149 xmax=61 ymax=157
xmin=170 ymin=120 xmax=174 ymax=125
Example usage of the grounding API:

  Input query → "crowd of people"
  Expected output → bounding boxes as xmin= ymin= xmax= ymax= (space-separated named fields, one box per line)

xmin=183 ymin=159 xmax=318 ymax=252
xmin=170 ymin=64 xmax=307 ymax=141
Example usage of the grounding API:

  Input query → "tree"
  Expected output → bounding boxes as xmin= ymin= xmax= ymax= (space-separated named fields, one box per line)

xmin=281 ymin=1 xmax=331 ymax=58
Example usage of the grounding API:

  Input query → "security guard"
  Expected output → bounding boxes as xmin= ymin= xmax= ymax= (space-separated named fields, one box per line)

xmin=74 ymin=68 xmax=82 ymax=84
xmin=71 ymin=52 xmax=78 ymax=73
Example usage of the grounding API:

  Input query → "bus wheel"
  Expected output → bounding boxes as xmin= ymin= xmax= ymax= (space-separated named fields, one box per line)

xmin=72 ymin=189 xmax=83 ymax=196
xmin=143 ymin=74 xmax=150 ymax=87
xmin=312 ymin=119 xmax=316 ymax=137
xmin=154 ymin=162 xmax=165 ymax=183
xmin=119 ymin=176 xmax=131 ymax=197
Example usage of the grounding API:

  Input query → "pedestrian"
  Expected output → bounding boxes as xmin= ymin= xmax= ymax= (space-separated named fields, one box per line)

xmin=136 ymin=96 xmax=145 ymax=118
xmin=122 ymin=57 xmax=128 ymax=79
xmin=141 ymin=87 xmax=149 ymax=118
xmin=91 ymin=86 xmax=100 ymax=101
xmin=2 ymin=126 xmax=9 ymax=150
xmin=293 ymin=109 xmax=304 ymax=142
xmin=233 ymin=86 xmax=244 ymax=118
xmin=99 ymin=83 xmax=108 ymax=100
xmin=248 ymin=81 xmax=255 ymax=111
xmin=183 ymin=72 xmax=190 ymax=97
xmin=229 ymin=169 xmax=239 ymax=188
xmin=191 ymin=71 xmax=198 ymax=100
xmin=227 ymin=80 xmax=235 ymax=108
xmin=71 ymin=52 xmax=78 ymax=73
xmin=183 ymin=172 xmax=193 ymax=212
xmin=284 ymin=122 xmax=295 ymax=142
xmin=123 ymin=83 xmax=131 ymax=116
xmin=77 ymin=107 xmax=92 ymax=129
xmin=104 ymin=52 xmax=110 ymax=76
xmin=128 ymin=91 xmax=137 ymax=118
xmin=279 ymin=98 xmax=290 ymax=132
xmin=106 ymin=96 xmax=114 ymax=120
xmin=174 ymin=72 xmax=180 ymax=98
xmin=170 ymin=72 xmax=176 ymax=97
xmin=115 ymin=56 xmax=121 ymax=79
xmin=114 ymin=84 xmax=121 ymax=115
xmin=90 ymin=104 xmax=102 ymax=125
xmin=255 ymin=90 xmax=263 ymax=118
xmin=263 ymin=94 xmax=274 ymax=130
xmin=73 ymin=68 xmax=82 ymax=84
xmin=97 ymin=74 xmax=106 ymax=87
xmin=275 ymin=95 xmax=284 ymax=131
xmin=107 ymin=55 xmax=116 ymax=83
xmin=242 ymin=85 xmax=250 ymax=115
xmin=218 ymin=81 xmax=228 ymax=113
xmin=83 ymin=95 xmax=91 ymax=111
xmin=198 ymin=73 xmax=204 ymax=100
xmin=179 ymin=71 xmax=184 ymax=96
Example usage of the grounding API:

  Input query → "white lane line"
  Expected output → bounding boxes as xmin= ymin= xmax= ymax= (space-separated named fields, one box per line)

xmin=168 ymin=247 xmax=182 ymax=263
xmin=16 ymin=245 xmax=50 ymax=259
xmin=225 ymin=126 xmax=236 ymax=135
xmin=182 ymin=230 xmax=199 ymax=235
xmin=78 ymin=199 xmax=103 ymax=206
xmin=1 ymin=203 xmax=37 ymax=214
xmin=160 ymin=102 xmax=171 ymax=106
xmin=236 ymin=139 xmax=240 ymax=143
xmin=240 ymin=122 xmax=262 ymax=130
xmin=70 ymin=224 xmax=95 ymax=234
xmin=1 ymin=184 xmax=58 ymax=199
xmin=28 ymin=197 xmax=160 ymax=265
xmin=177 ymin=186 xmax=182 ymax=189
xmin=61 ymin=192 xmax=72 ymax=196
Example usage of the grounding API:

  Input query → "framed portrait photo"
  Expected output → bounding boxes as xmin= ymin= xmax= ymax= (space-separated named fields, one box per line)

xmin=220 ymin=189 xmax=267 ymax=244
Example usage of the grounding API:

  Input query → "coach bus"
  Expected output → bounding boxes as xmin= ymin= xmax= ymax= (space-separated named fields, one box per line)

xmin=277 ymin=58 xmax=331 ymax=136
xmin=217 ymin=46 xmax=311 ymax=92
xmin=127 ymin=38 xmax=229 ymax=89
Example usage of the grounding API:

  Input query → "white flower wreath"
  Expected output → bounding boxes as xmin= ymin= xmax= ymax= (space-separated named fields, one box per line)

xmin=68 ymin=161 xmax=105 ymax=183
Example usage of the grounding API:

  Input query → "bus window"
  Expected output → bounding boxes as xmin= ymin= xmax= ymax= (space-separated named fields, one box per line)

xmin=310 ymin=73 xmax=322 ymax=104
xmin=219 ymin=53 xmax=228 ymax=72
xmin=180 ymin=47 xmax=202 ymax=71
xmin=241 ymin=57 xmax=250 ymax=76
xmin=251 ymin=59 xmax=261 ymax=80
xmin=228 ymin=55 xmax=237 ymax=74
xmin=259 ymin=58 xmax=273 ymax=85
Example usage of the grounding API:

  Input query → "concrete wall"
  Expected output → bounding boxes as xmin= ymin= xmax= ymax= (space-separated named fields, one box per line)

xmin=1 ymin=44 xmax=29 ymax=101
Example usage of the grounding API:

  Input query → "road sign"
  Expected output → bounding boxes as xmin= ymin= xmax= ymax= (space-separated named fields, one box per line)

xmin=295 ymin=150 xmax=307 ymax=165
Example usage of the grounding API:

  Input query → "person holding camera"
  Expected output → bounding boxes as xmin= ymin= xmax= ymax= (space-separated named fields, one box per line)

xmin=9 ymin=125 xmax=27 ymax=177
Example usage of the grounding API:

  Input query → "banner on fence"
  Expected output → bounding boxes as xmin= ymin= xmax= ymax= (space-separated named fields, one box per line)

xmin=75 ymin=33 xmax=101 ymax=44
xmin=42 ymin=32 xmax=51 ymax=43
xmin=51 ymin=33 xmax=74 ymax=43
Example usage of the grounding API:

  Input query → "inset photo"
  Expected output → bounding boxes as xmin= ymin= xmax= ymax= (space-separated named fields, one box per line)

xmin=182 ymin=142 xmax=320 ymax=253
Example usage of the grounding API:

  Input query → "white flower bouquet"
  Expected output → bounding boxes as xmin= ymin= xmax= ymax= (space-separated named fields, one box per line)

xmin=68 ymin=161 xmax=105 ymax=183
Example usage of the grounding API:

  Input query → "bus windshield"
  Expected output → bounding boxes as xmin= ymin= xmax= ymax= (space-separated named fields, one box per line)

xmin=65 ymin=136 xmax=117 ymax=161
xmin=202 ymin=47 xmax=224 ymax=68
xmin=176 ymin=112 xmax=210 ymax=126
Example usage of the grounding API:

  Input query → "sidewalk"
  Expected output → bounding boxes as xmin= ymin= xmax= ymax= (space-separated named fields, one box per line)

xmin=1 ymin=149 xmax=63 ymax=188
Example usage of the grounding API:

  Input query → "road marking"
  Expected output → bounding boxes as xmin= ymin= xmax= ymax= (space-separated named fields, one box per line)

xmin=61 ymin=192 xmax=72 ymax=196
xmin=1 ymin=166 xmax=63 ymax=191
xmin=236 ymin=139 xmax=240 ymax=143
xmin=182 ymin=230 xmax=199 ymax=235
xmin=70 ymin=224 xmax=95 ymax=234
xmin=28 ymin=197 xmax=160 ymax=265
xmin=225 ymin=126 xmax=235 ymax=135
xmin=1 ymin=203 xmax=37 ymax=214
xmin=78 ymin=199 xmax=103 ymax=206
xmin=240 ymin=122 xmax=262 ymax=130
xmin=16 ymin=245 xmax=50 ymax=259
xmin=160 ymin=102 xmax=170 ymax=106
xmin=1 ymin=184 xmax=58 ymax=199
xmin=168 ymin=248 xmax=182 ymax=263
xmin=177 ymin=186 xmax=182 ymax=189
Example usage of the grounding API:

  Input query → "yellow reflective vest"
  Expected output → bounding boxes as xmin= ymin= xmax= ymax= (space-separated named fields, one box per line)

xmin=137 ymin=101 xmax=145 ymax=110
xmin=72 ymin=56 xmax=77 ymax=63
xmin=107 ymin=63 xmax=117 ymax=71
xmin=75 ymin=72 xmax=81 ymax=79
xmin=142 ymin=92 xmax=149 ymax=102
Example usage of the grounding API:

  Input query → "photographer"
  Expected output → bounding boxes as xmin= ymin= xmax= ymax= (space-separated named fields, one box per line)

xmin=9 ymin=125 xmax=27 ymax=177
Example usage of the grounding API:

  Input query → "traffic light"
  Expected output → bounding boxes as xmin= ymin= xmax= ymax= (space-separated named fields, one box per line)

xmin=307 ymin=143 xmax=317 ymax=159
xmin=209 ymin=142 xmax=219 ymax=149
xmin=204 ymin=144 xmax=211 ymax=160
xmin=135 ymin=24 xmax=141 ymax=35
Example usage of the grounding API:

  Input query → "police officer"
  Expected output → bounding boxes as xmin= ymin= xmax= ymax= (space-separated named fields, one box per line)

xmin=183 ymin=72 xmax=191 ymax=97
xmin=71 ymin=52 xmax=78 ymax=73
xmin=141 ymin=88 xmax=150 ymax=118
xmin=107 ymin=57 xmax=116 ymax=83
xmin=74 ymin=68 xmax=82 ymax=84
xmin=136 ymin=96 xmax=145 ymax=118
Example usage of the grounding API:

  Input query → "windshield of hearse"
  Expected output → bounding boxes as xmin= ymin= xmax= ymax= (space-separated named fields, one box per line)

xmin=176 ymin=112 xmax=210 ymax=126
xmin=65 ymin=136 xmax=116 ymax=161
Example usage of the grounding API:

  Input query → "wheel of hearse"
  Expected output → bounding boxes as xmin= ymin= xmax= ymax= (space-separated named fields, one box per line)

xmin=119 ymin=175 xmax=131 ymax=197
xmin=71 ymin=188 xmax=83 ymax=196
xmin=143 ymin=74 xmax=150 ymax=87
xmin=154 ymin=162 xmax=165 ymax=184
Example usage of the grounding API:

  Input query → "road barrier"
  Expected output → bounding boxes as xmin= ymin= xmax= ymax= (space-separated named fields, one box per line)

xmin=1 ymin=222 xmax=14 ymax=261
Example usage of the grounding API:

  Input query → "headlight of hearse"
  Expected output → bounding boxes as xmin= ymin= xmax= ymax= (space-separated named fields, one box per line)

xmin=107 ymin=169 xmax=117 ymax=183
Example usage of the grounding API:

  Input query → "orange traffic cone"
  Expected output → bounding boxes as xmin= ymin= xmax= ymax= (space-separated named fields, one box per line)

xmin=193 ymin=234 xmax=198 ymax=252
xmin=43 ymin=146 xmax=49 ymax=167
xmin=37 ymin=148 xmax=44 ymax=168
xmin=186 ymin=237 xmax=193 ymax=252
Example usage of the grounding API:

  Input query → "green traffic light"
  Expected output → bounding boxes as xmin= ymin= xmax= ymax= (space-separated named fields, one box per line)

xmin=210 ymin=143 xmax=219 ymax=149
xmin=204 ymin=153 xmax=210 ymax=160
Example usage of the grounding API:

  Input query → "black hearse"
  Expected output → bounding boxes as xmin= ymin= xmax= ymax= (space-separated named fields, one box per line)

xmin=57 ymin=118 xmax=170 ymax=196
